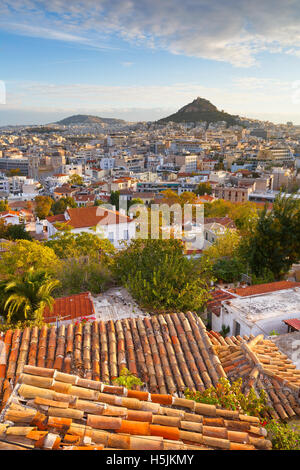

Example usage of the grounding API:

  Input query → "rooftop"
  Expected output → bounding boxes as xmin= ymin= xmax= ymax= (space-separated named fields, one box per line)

xmin=0 ymin=313 xmax=225 ymax=409
xmin=224 ymin=287 xmax=300 ymax=325
xmin=0 ymin=365 xmax=271 ymax=450
xmin=43 ymin=292 xmax=95 ymax=323
xmin=209 ymin=332 xmax=300 ymax=421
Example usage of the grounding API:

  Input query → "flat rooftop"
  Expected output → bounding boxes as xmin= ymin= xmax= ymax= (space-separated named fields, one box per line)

xmin=224 ymin=287 xmax=300 ymax=324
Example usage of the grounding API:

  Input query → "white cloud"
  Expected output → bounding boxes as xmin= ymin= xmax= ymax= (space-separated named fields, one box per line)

xmin=2 ymin=1 xmax=300 ymax=67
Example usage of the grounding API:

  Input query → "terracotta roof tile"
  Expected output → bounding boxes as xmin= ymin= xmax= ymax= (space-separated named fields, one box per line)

xmin=228 ymin=281 xmax=300 ymax=297
xmin=212 ymin=333 xmax=300 ymax=419
xmin=43 ymin=292 xmax=95 ymax=323
xmin=0 ymin=365 xmax=272 ymax=450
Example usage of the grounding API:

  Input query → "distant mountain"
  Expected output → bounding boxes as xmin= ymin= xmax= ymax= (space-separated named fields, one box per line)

xmin=55 ymin=114 xmax=126 ymax=126
xmin=157 ymin=97 xmax=238 ymax=126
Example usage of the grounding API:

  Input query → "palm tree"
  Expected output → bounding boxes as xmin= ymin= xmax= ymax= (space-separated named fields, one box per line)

xmin=3 ymin=268 xmax=60 ymax=323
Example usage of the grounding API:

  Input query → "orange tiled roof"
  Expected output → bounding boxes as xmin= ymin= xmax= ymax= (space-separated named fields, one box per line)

xmin=0 ymin=365 xmax=272 ymax=450
xmin=43 ymin=292 xmax=95 ymax=323
xmin=208 ymin=332 xmax=300 ymax=421
xmin=0 ymin=313 xmax=226 ymax=408
xmin=228 ymin=281 xmax=300 ymax=297
xmin=206 ymin=290 xmax=237 ymax=317
xmin=46 ymin=213 xmax=66 ymax=224
xmin=64 ymin=206 xmax=133 ymax=228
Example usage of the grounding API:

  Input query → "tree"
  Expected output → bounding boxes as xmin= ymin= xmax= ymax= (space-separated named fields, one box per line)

xmin=239 ymin=194 xmax=300 ymax=280
xmin=194 ymin=182 xmax=212 ymax=196
xmin=94 ymin=199 xmax=106 ymax=206
xmin=228 ymin=202 xmax=258 ymax=234
xmin=128 ymin=198 xmax=144 ymax=209
xmin=46 ymin=231 xmax=115 ymax=263
xmin=0 ymin=240 xmax=60 ymax=277
xmin=212 ymin=257 xmax=244 ymax=283
xmin=35 ymin=196 xmax=53 ymax=219
xmin=68 ymin=174 xmax=84 ymax=186
xmin=204 ymin=199 xmax=232 ymax=218
xmin=160 ymin=190 xmax=198 ymax=207
xmin=0 ymin=200 xmax=8 ymax=212
xmin=203 ymin=229 xmax=241 ymax=261
xmin=5 ymin=224 xmax=32 ymax=241
xmin=109 ymin=191 xmax=120 ymax=211
xmin=112 ymin=239 xmax=214 ymax=312
xmin=51 ymin=197 xmax=77 ymax=215
xmin=2 ymin=268 xmax=60 ymax=323
xmin=55 ymin=258 xmax=112 ymax=296
xmin=7 ymin=168 xmax=21 ymax=177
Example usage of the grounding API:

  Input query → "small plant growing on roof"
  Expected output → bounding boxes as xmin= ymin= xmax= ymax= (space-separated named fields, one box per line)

xmin=113 ymin=368 xmax=144 ymax=390
xmin=266 ymin=419 xmax=300 ymax=450
xmin=219 ymin=324 xmax=230 ymax=338
xmin=269 ymin=329 xmax=279 ymax=336
xmin=184 ymin=377 xmax=270 ymax=418
xmin=74 ymin=316 xmax=96 ymax=326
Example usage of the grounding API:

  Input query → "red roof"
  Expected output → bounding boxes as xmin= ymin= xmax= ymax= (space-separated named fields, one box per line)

xmin=65 ymin=206 xmax=133 ymax=228
xmin=228 ymin=281 xmax=300 ymax=297
xmin=46 ymin=213 xmax=66 ymax=223
xmin=283 ymin=318 xmax=300 ymax=331
xmin=43 ymin=292 xmax=95 ymax=323
xmin=206 ymin=290 xmax=236 ymax=317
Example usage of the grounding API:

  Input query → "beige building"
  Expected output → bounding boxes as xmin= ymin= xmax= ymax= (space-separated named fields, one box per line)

xmin=214 ymin=184 xmax=253 ymax=202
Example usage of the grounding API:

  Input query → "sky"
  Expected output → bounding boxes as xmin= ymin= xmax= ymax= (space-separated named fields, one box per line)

xmin=1 ymin=1 xmax=300 ymax=125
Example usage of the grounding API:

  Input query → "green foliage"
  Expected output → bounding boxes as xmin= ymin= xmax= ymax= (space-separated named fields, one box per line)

xmin=94 ymin=199 xmax=106 ymax=206
xmin=68 ymin=174 xmax=84 ymax=186
xmin=5 ymin=224 xmax=32 ymax=241
xmin=239 ymin=193 xmax=300 ymax=280
xmin=112 ymin=238 xmax=213 ymax=312
xmin=204 ymin=199 xmax=259 ymax=234
xmin=184 ymin=377 xmax=269 ymax=418
xmin=7 ymin=168 xmax=21 ymax=177
xmin=34 ymin=195 xmax=53 ymax=219
xmin=51 ymin=197 xmax=77 ymax=214
xmin=194 ymin=182 xmax=212 ymax=196
xmin=0 ymin=317 xmax=45 ymax=333
xmin=109 ymin=191 xmax=120 ymax=210
xmin=269 ymin=329 xmax=279 ymax=336
xmin=1 ymin=267 xmax=60 ymax=323
xmin=0 ymin=240 xmax=60 ymax=276
xmin=219 ymin=324 xmax=230 ymax=337
xmin=113 ymin=368 xmax=144 ymax=390
xmin=250 ymin=268 xmax=275 ymax=285
xmin=55 ymin=258 xmax=113 ymax=296
xmin=266 ymin=419 xmax=300 ymax=450
xmin=212 ymin=257 xmax=244 ymax=283
xmin=203 ymin=229 xmax=241 ymax=262
xmin=0 ymin=200 xmax=8 ymax=212
xmin=46 ymin=231 xmax=115 ymax=263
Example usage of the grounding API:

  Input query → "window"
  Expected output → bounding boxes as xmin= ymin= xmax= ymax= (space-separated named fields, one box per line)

xmin=233 ymin=320 xmax=241 ymax=336
xmin=123 ymin=229 xmax=129 ymax=240
xmin=108 ymin=232 xmax=114 ymax=242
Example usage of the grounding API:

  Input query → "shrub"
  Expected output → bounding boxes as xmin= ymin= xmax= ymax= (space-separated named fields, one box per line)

xmin=55 ymin=258 xmax=113 ymax=296
xmin=184 ymin=377 xmax=269 ymax=418
xmin=266 ymin=419 xmax=300 ymax=450
xmin=113 ymin=368 xmax=144 ymax=390
xmin=112 ymin=239 xmax=214 ymax=312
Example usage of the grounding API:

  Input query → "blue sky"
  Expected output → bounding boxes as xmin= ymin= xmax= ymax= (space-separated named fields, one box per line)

xmin=1 ymin=0 xmax=300 ymax=125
